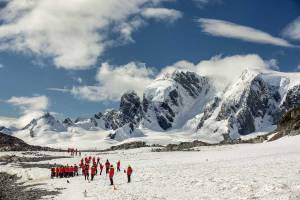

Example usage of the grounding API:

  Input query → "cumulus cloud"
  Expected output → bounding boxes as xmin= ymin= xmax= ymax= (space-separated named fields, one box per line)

xmin=142 ymin=8 xmax=183 ymax=22
xmin=0 ymin=96 xmax=49 ymax=128
xmin=52 ymin=54 xmax=279 ymax=102
xmin=0 ymin=0 xmax=180 ymax=70
xmin=161 ymin=54 xmax=276 ymax=91
xmin=51 ymin=62 xmax=155 ymax=102
xmin=198 ymin=18 xmax=294 ymax=47
xmin=282 ymin=16 xmax=300 ymax=41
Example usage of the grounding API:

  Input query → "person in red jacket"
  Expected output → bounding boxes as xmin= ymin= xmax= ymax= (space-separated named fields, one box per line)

xmin=99 ymin=163 xmax=104 ymax=175
xmin=84 ymin=164 xmax=89 ymax=181
xmin=109 ymin=165 xmax=115 ymax=185
xmin=105 ymin=159 xmax=110 ymax=175
xmin=51 ymin=167 xmax=55 ymax=178
xmin=127 ymin=165 xmax=133 ymax=183
xmin=91 ymin=165 xmax=97 ymax=181
xmin=117 ymin=160 xmax=121 ymax=172
xmin=74 ymin=164 xmax=79 ymax=176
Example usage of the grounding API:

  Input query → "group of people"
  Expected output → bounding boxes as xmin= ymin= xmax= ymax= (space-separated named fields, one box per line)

xmin=50 ymin=155 xmax=133 ymax=186
xmin=67 ymin=148 xmax=81 ymax=156
xmin=51 ymin=164 xmax=79 ymax=178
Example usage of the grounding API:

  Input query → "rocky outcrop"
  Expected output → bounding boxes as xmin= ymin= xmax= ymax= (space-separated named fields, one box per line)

xmin=281 ymin=85 xmax=300 ymax=112
xmin=269 ymin=107 xmax=300 ymax=141
xmin=0 ymin=132 xmax=55 ymax=151
xmin=101 ymin=91 xmax=143 ymax=130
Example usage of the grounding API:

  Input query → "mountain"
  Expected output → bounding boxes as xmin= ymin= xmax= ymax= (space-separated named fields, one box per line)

xmin=142 ymin=71 xmax=214 ymax=130
xmin=194 ymin=69 xmax=300 ymax=140
xmin=22 ymin=113 xmax=67 ymax=137
xmin=0 ymin=126 xmax=13 ymax=135
xmin=17 ymin=69 xmax=300 ymax=143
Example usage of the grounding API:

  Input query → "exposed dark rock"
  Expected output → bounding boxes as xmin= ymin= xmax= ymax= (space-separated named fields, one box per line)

xmin=197 ymin=97 xmax=221 ymax=129
xmin=269 ymin=107 xmax=300 ymax=141
xmin=153 ymin=140 xmax=212 ymax=152
xmin=62 ymin=118 xmax=74 ymax=126
xmin=0 ymin=132 xmax=59 ymax=152
xmin=0 ymin=154 xmax=69 ymax=165
xmin=101 ymin=91 xmax=143 ymax=130
xmin=216 ymin=74 xmax=278 ymax=136
xmin=0 ymin=172 xmax=61 ymax=200
xmin=281 ymin=85 xmax=300 ymax=112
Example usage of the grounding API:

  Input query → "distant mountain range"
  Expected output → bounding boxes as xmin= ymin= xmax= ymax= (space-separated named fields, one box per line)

xmin=2 ymin=68 xmax=300 ymax=144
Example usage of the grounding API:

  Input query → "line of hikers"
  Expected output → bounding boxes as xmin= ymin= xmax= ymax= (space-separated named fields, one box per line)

xmin=67 ymin=148 xmax=81 ymax=156
xmin=50 ymin=156 xmax=133 ymax=185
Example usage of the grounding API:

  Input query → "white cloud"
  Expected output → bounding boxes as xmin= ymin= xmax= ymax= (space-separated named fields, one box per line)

xmin=282 ymin=16 xmax=300 ymax=41
xmin=297 ymin=64 xmax=300 ymax=71
xmin=0 ymin=0 xmax=180 ymax=70
xmin=198 ymin=18 xmax=294 ymax=47
xmin=142 ymin=8 xmax=183 ymax=22
xmin=53 ymin=54 xmax=277 ymax=102
xmin=193 ymin=0 xmax=222 ymax=8
xmin=0 ymin=96 xmax=49 ymax=128
xmin=58 ymin=62 xmax=155 ymax=101
xmin=7 ymin=96 xmax=49 ymax=111
xmin=161 ymin=54 xmax=276 ymax=91
xmin=0 ymin=63 xmax=3 ymax=68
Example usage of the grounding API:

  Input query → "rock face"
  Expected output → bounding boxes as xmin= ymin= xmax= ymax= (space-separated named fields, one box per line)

xmin=268 ymin=107 xmax=300 ymax=141
xmin=194 ymin=69 xmax=300 ymax=141
xmin=0 ymin=126 xmax=12 ymax=135
xmin=216 ymin=72 xmax=279 ymax=136
xmin=142 ymin=71 xmax=213 ymax=130
xmin=281 ymin=85 xmax=300 ymax=112
xmin=100 ymin=91 xmax=142 ymax=130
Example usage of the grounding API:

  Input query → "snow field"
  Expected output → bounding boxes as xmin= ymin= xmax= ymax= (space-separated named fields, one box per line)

xmin=1 ymin=135 xmax=300 ymax=199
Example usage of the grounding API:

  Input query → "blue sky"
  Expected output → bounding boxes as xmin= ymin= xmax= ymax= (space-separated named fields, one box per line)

xmin=0 ymin=0 xmax=299 ymax=127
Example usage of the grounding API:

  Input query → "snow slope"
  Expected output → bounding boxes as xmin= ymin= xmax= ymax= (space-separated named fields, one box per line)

xmin=1 ymin=135 xmax=300 ymax=200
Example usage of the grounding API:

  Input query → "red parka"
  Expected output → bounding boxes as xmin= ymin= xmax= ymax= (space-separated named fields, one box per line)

xmin=109 ymin=167 xmax=114 ymax=178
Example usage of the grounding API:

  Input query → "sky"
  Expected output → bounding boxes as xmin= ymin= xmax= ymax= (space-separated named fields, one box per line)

xmin=0 ymin=0 xmax=299 ymax=128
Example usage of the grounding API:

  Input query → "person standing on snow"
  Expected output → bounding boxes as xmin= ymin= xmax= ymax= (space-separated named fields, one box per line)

xmin=84 ymin=164 xmax=90 ymax=181
xmin=117 ymin=160 xmax=121 ymax=172
xmin=99 ymin=163 xmax=104 ymax=175
xmin=126 ymin=165 xmax=133 ymax=183
xmin=105 ymin=159 xmax=110 ymax=175
xmin=51 ymin=167 xmax=55 ymax=178
xmin=109 ymin=165 xmax=115 ymax=185
xmin=91 ymin=164 xmax=97 ymax=181
xmin=74 ymin=164 xmax=79 ymax=176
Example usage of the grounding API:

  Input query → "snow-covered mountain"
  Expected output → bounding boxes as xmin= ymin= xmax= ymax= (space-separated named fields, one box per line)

xmin=142 ymin=71 xmax=214 ymax=131
xmin=22 ymin=113 xmax=67 ymax=137
xmin=12 ymin=69 xmax=300 ymax=144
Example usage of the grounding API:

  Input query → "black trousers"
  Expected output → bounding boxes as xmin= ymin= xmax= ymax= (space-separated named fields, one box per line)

xmin=110 ymin=177 xmax=114 ymax=185
xmin=91 ymin=174 xmax=95 ymax=181
xmin=127 ymin=175 xmax=131 ymax=183
xmin=100 ymin=169 xmax=102 ymax=175
xmin=85 ymin=173 xmax=89 ymax=180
